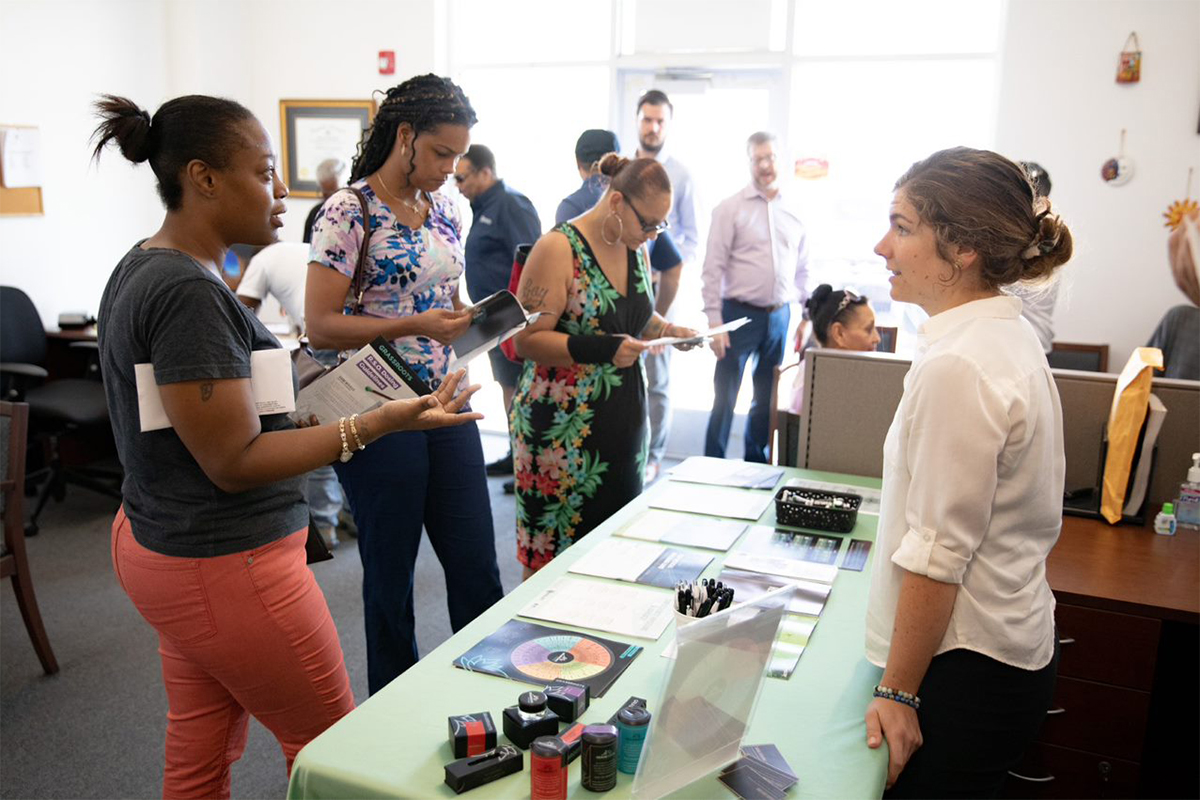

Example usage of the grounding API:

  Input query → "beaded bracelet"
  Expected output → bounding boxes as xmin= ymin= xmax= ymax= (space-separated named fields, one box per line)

xmin=873 ymin=684 xmax=921 ymax=710
xmin=337 ymin=417 xmax=353 ymax=463
xmin=348 ymin=413 xmax=366 ymax=451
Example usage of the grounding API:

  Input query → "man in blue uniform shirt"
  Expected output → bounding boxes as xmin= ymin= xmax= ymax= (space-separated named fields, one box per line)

xmin=455 ymin=145 xmax=542 ymax=478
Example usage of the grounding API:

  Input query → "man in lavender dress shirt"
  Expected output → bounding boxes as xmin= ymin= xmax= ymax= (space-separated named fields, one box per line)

xmin=702 ymin=131 xmax=809 ymax=462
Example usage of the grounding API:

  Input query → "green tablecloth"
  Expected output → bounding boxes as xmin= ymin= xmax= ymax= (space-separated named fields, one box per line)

xmin=287 ymin=468 xmax=887 ymax=799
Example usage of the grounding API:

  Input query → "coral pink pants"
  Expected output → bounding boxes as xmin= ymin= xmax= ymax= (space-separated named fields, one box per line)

xmin=111 ymin=507 xmax=354 ymax=799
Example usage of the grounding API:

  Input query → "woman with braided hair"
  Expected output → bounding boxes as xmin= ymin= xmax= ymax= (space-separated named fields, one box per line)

xmin=305 ymin=74 xmax=503 ymax=694
xmin=864 ymin=147 xmax=1073 ymax=797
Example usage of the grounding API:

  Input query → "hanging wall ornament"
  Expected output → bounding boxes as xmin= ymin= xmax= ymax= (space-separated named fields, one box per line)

xmin=1116 ymin=32 xmax=1142 ymax=84
xmin=1163 ymin=168 xmax=1198 ymax=230
xmin=1101 ymin=129 xmax=1135 ymax=185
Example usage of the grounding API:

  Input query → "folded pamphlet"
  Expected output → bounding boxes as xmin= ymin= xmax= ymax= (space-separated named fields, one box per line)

xmin=642 ymin=316 xmax=751 ymax=347
xmin=449 ymin=290 xmax=543 ymax=369
xmin=293 ymin=336 xmax=430 ymax=425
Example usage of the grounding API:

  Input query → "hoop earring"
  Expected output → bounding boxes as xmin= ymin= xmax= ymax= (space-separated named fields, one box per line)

xmin=601 ymin=211 xmax=624 ymax=246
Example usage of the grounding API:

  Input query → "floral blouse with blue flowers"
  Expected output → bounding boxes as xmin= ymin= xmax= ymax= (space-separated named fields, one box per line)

xmin=309 ymin=180 xmax=463 ymax=387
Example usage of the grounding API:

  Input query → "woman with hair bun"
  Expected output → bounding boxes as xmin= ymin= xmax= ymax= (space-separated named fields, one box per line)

xmin=510 ymin=154 xmax=698 ymax=576
xmin=91 ymin=93 xmax=480 ymax=798
xmin=304 ymin=74 xmax=504 ymax=695
xmin=864 ymin=146 xmax=1073 ymax=798
xmin=788 ymin=284 xmax=881 ymax=414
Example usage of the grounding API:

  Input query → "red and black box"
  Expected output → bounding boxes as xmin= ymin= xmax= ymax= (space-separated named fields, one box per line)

xmin=448 ymin=712 xmax=497 ymax=758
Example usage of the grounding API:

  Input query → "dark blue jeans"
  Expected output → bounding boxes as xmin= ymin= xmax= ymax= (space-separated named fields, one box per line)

xmin=705 ymin=299 xmax=790 ymax=463
xmin=334 ymin=422 xmax=503 ymax=695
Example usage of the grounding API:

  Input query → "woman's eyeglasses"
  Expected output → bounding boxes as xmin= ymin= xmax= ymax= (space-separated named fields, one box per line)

xmin=625 ymin=197 xmax=670 ymax=235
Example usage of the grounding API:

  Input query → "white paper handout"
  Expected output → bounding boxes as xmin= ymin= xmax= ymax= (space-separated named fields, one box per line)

xmin=722 ymin=551 xmax=838 ymax=585
xmin=519 ymin=576 xmax=674 ymax=640
xmin=649 ymin=482 xmax=774 ymax=521
xmin=135 ymin=348 xmax=294 ymax=433
xmin=785 ymin=477 xmax=882 ymax=515
xmin=641 ymin=316 xmax=751 ymax=347
xmin=568 ymin=539 xmax=666 ymax=582
xmin=293 ymin=337 xmax=429 ymax=425
xmin=667 ymin=456 xmax=783 ymax=490
xmin=613 ymin=509 xmax=747 ymax=551
xmin=0 ymin=127 xmax=43 ymax=188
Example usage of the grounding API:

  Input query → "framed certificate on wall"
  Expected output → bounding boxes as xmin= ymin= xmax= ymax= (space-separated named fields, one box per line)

xmin=278 ymin=99 xmax=376 ymax=197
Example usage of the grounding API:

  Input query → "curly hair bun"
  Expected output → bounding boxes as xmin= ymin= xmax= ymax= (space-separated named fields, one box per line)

xmin=597 ymin=152 xmax=630 ymax=178
xmin=91 ymin=95 xmax=154 ymax=164
xmin=804 ymin=283 xmax=834 ymax=321
xmin=1019 ymin=199 xmax=1073 ymax=282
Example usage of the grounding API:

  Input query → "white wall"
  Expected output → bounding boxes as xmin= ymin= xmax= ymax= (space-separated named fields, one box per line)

xmin=996 ymin=0 xmax=1200 ymax=371
xmin=0 ymin=0 xmax=440 ymax=328
xmin=0 ymin=0 xmax=169 ymax=327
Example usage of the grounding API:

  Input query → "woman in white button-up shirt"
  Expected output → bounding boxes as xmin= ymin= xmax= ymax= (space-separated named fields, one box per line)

xmin=863 ymin=147 xmax=1074 ymax=798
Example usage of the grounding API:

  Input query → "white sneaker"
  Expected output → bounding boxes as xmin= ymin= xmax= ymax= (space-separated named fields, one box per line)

xmin=644 ymin=461 xmax=661 ymax=485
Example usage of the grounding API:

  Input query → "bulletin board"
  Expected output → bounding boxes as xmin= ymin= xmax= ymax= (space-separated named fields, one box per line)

xmin=0 ymin=124 xmax=44 ymax=216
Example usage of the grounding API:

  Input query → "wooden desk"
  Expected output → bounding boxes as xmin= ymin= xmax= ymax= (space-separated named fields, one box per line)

xmin=1005 ymin=519 xmax=1199 ymax=799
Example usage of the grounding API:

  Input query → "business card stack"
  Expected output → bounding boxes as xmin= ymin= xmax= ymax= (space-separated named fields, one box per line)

xmin=718 ymin=744 xmax=798 ymax=800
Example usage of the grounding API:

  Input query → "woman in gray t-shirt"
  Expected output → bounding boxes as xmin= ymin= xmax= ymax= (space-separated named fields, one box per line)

xmin=92 ymin=93 xmax=481 ymax=799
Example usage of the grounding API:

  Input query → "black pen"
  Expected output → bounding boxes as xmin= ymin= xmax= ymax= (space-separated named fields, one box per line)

xmin=364 ymin=385 xmax=402 ymax=402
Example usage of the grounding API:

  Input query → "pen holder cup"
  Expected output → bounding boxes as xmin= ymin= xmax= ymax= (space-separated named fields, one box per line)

xmin=674 ymin=610 xmax=700 ymax=632
xmin=774 ymin=487 xmax=862 ymax=533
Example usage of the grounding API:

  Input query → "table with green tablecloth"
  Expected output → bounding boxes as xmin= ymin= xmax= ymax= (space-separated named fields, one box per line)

xmin=287 ymin=467 xmax=887 ymax=799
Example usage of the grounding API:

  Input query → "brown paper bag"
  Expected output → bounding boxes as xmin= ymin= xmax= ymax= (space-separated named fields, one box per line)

xmin=1100 ymin=347 xmax=1163 ymax=523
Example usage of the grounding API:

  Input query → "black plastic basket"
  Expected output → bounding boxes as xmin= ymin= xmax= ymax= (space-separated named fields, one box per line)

xmin=774 ymin=487 xmax=862 ymax=533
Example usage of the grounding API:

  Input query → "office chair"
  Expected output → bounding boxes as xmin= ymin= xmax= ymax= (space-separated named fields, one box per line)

xmin=0 ymin=401 xmax=59 ymax=674
xmin=1048 ymin=342 xmax=1109 ymax=372
xmin=0 ymin=286 xmax=121 ymax=535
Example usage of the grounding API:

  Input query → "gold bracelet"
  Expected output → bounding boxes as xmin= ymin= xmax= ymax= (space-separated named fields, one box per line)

xmin=348 ymin=413 xmax=366 ymax=451
xmin=338 ymin=417 xmax=353 ymax=463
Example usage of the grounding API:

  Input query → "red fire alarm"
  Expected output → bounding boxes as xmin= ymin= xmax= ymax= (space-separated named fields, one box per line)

xmin=379 ymin=51 xmax=396 ymax=75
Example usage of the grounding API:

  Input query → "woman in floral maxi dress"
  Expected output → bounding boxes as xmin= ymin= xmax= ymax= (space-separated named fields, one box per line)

xmin=510 ymin=155 xmax=698 ymax=575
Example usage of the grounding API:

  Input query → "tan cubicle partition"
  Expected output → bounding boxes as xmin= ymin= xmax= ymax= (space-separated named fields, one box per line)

xmin=797 ymin=349 xmax=1200 ymax=510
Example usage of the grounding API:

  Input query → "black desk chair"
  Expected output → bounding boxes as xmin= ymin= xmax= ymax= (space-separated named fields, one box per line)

xmin=0 ymin=287 xmax=121 ymax=535
xmin=1047 ymin=342 xmax=1109 ymax=373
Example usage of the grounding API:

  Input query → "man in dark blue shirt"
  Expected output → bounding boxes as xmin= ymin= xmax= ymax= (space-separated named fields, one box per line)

xmin=455 ymin=145 xmax=542 ymax=478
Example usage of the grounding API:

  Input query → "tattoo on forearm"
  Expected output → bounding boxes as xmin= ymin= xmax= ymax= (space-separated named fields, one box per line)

xmin=520 ymin=283 xmax=549 ymax=311
xmin=199 ymin=382 xmax=214 ymax=402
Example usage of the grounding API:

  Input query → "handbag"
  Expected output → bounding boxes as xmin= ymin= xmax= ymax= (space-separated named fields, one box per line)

xmin=500 ymin=243 xmax=534 ymax=364
xmin=291 ymin=187 xmax=375 ymax=391
xmin=295 ymin=187 xmax=374 ymax=564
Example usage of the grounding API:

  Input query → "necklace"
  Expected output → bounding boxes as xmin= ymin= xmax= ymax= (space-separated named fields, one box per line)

xmin=376 ymin=171 xmax=425 ymax=216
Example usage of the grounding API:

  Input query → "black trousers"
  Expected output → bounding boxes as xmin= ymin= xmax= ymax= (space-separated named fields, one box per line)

xmin=885 ymin=639 xmax=1059 ymax=799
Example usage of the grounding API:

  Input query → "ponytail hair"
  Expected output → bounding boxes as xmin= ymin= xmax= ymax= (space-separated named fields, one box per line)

xmin=91 ymin=94 xmax=255 ymax=211
xmin=350 ymin=74 xmax=477 ymax=183
xmin=597 ymin=153 xmax=671 ymax=202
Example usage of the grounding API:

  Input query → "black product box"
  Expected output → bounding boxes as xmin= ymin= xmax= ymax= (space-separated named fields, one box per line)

xmin=554 ymin=722 xmax=586 ymax=764
xmin=444 ymin=745 xmax=523 ymax=794
xmin=544 ymin=681 xmax=590 ymax=723
xmin=502 ymin=705 xmax=560 ymax=749
xmin=606 ymin=696 xmax=647 ymax=726
xmin=448 ymin=712 xmax=497 ymax=758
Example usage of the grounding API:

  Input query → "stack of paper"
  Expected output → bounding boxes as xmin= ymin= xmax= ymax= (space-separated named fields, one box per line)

xmin=649 ymin=483 xmax=774 ymax=521
xmin=612 ymin=509 xmax=747 ymax=551
xmin=519 ymin=577 xmax=674 ymax=640
xmin=567 ymin=539 xmax=712 ymax=588
xmin=668 ymin=456 xmax=783 ymax=490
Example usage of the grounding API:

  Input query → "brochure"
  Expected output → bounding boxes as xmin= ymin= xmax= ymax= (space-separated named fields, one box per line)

xmin=449 ymin=290 xmax=543 ymax=369
xmin=642 ymin=316 xmax=750 ymax=347
xmin=567 ymin=539 xmax=712 ymax=588
xmin=293 ymin=336 xmax=430 ymax=425
xmin=135 ymin=348 xmax=293 ymax=432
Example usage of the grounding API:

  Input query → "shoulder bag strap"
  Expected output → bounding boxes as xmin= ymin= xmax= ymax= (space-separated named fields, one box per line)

xmin=345 ymin=187 xmax=374 ymax=316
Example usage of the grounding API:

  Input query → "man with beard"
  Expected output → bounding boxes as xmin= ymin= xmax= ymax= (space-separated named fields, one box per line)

xmin=634 ymin=90 xmax=698 ymax=481
xmin=702 ymin=131 xmax=809 ymax=463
